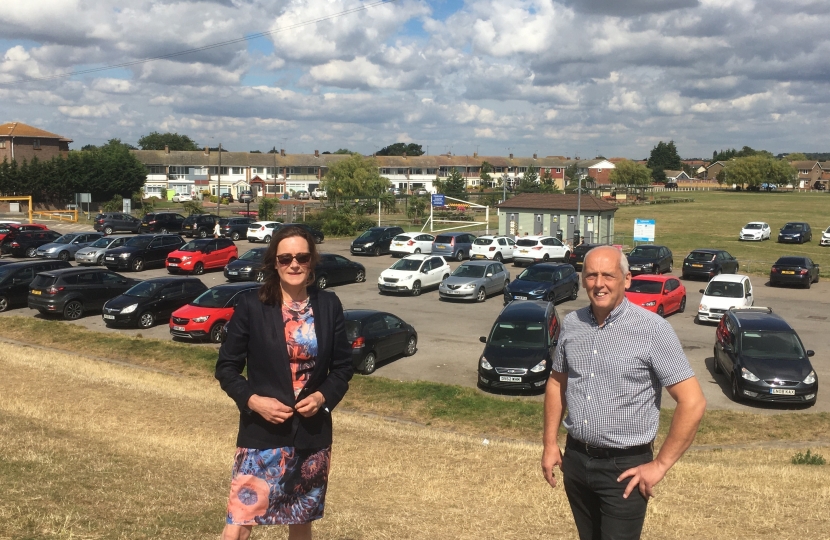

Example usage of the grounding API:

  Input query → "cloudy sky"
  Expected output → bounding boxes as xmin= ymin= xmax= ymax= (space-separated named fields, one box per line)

xmin=1 ymin=0 xmax=828 ymax=159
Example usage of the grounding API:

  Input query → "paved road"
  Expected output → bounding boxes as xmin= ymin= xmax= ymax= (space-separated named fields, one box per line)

xmin=2 ymin=219 xmax=828 ymax=413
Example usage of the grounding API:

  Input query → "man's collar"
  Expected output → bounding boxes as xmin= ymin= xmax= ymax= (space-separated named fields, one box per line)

xmin=589 ymin=298 xmax=629 ymax=327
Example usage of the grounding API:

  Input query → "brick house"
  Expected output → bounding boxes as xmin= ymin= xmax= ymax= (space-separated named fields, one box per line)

xmin=496 ymin=193 xmax=618 ymax=244
xmin=0 ymin=122 xmax=72 ymax=163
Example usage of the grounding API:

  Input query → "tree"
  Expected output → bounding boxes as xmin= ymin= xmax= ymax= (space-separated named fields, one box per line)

xmin=784 ymin=153 xmax=808 ymax=162
xmin=250 ymin=150 xmax=262 ymax=153
xmin=647 ymin=141 xmax=682 ymax=182
xmin=267 ymin=147 xmax=279 ymax=154
xmin=137 ymin=132 xmax=199 ymax=151
xmin=609 ymin=160 xmax=652 ymax=187
xmin=479 ymin=161 xmax=493 ymax=189
xmin=564 ymin=163 xmax=580 ymax=185
xmin=434 ymin=168 xmax=466 ymax=199
xmin=376 ymin=143 xmax=425 ymax=156
xmin=539 ymin=169 xmax=561 ymax=193
xmin=712 ymin=146 xmax=771 ymax=163
xmin=516 ymin=165 xmax=540 ymax=193
xmin=716 ymin=169 xmax=726 ymax=185
xmin=333 ymin=148 xmax=353 ymax=154
xmin=320 ymin=154 xmax=390 ymax=207
xmin=726 ymin=155 xmax=796 ymax=190
xmin=258 ymin=198 xmax=276 ymax=221
xmin=651 ymin=167 xmax=667 ymax=184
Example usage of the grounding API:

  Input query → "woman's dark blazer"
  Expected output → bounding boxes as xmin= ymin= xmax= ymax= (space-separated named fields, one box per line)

xmin=215 ymin=287 xmax=354 ymax=450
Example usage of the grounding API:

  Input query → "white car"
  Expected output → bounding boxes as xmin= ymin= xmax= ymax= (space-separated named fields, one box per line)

xmin=377 ymin=254 xmax=450 ymax=296
xmin=512 ymin=236 xmax=570 ymax=266
xmin=247 ymin=221 xmax=282 ymax=243
xmin=390 ymin=233 xmax=434 ymax=257
xmin=739 ymin=222 xmax=771 ymax=241
xmin=172 ymin=193 xmax=193 ymax=203
xmin=697 ymin=274 xmax=754 ymax=323
xmin=470 ymin=235 xmax=516 ymax=262
xmin=312 ymin=188 xmax=327 ymax=199
xmin=820 ymin=226 xmax=830 ymax=246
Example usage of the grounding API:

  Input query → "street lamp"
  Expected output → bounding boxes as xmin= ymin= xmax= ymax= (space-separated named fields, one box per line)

xmin=217 ymin=143 xmax=222 ymax=216
xmin=575 ymin=174 xmax=582 ymax=247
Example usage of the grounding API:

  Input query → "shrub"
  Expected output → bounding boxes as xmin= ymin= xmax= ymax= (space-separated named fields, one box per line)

xmin=791 ymin=450 xmax=826 ymax=466
xmin=258 ymin=198 xmax=276 ymax=221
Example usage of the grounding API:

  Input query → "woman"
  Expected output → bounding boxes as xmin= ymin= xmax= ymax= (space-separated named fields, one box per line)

xmin=214 ymin=221 xmax=221 ymax=238
xmin=216 ymin=225 xmax=354 ymax=540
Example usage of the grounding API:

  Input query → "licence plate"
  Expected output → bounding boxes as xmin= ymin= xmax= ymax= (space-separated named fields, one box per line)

xmin=168 ymin=262 xmax=178 ymax=267
xmin=353 ymin=247 xmax=363 ymax=252
xmin=437 ymin=244 xmax=446 ymax=249
xmin=471 ymin=254 xmax=484 ymax=259
xmin=184 ymin=226 xmax=191 ymax=229
xmin=173 ymin=325 xmax=185 ymax=331
xmin=519 ymin=249 xmax=528 ymax=254
xmin=692 ymin=264 xmax=703 ymax=268
xmin=228 ymin=271 xmax=238 ymax=275
xmin=771 ymin=388 xmax=795 ymax=395
xmin=105 ymin=256 xmax=114 ymax=261
xmin=499 ymin=376 xmax=522 ymax=382
xmin=103 ymin=314 xmax=115 ymax=320
xmin=394 ymin=243 xmax=403 ymax=247
xmin=514 ymin=295 xmax=527 ymax=300
xmin=31 ymin=290 xmax=41 ymax=295
xmin=782 ymin=270 xmax=795 ymax=274
xmin=448 ymin=290 xmax=459 ymax=294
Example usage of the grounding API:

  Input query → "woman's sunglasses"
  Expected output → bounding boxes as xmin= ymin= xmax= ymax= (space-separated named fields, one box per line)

xmin=276 ymin=252 xmax=312 ymax=266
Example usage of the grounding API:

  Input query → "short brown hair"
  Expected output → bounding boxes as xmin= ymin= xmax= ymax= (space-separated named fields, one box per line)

xmin=258 ymin=225 xmax=320 ymax=305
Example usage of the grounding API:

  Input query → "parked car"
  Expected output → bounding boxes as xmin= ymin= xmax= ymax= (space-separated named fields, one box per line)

xmin=821 ymin=226 xmax=830 ymax=247
xmin=477 ymin=300 xmax=560 ymax=392
xmin=431 ymin=232 xmax=477 ymax=261
xmin=170 ymin=282 xmax=260 ymax=343
xmin=36 ymin=232 xmax=104 ymax=261
xmin=294 ymin=190 xmax=310 ymax=200
xmin=1 ymin=229 xmax=62 ymax=258
xmin=172 ymin=193 xmax=193 ymax=203
xmin=813 ymin=181 xmax=827 ymax=191
xmin=224 ymin=247 xmax=267 ymax=282
xmin=697 ymin=274 xmax=754 ymax=324
xmin=311 ymin=188 xmax=327 ymax=199
xmin=377 ymin=254 xmax=450 ymax=296
xmin=344 ymin=309 xmax=418 ymax=375
xmin=103 ymin=234 xmax=185 ymax=272
xmin=470 ymin=235 xmax=516 ymax=262
xmin=27 ymin=267 xmax=138 ymax=320
xmin=390 ymin=233 xmax=435 ymax=257
xmin=568 ymin=243 xmax=604 ymax=269
xmin=282 ymin=223 xmax=324 ymax=244
xmin=103 ymin=277 xmax=208 ymax=329
xmin=247 ymin=221 xmax=282 ymax=243
xmin=438 ymin=260 xmax=510 ymax=302
xmin=626 ymin=245 xmax=674 ymax=275
xmin=739 ymin=221 xmax=771 ymax=241
xmin=0 ymin=260 xmax=71 ymax=312
xmin=139 ymin=212 xmax=186 ymax=234
xmin=512 ymin=236 xmax=570 ymax=267
xmin=219 ymin=191 xmax=234 ymax=202
xmin=314 ymin=254 xmax=366 ymax=289
xmin=350 ymin=226 xmax=404 ymax=256
xmin=625 ymin=275 xmax=686 ymax=317
xmin=503 ymin=262 xmax=579 ymax=305
xmin=166 ymin=238 xmax=238 ymax=275
xmin=182 ymin=214 xmax=221 ymax=238
xmin=75 ymin=235 xmax=132 ymax=266
xmin=218 ymin=217 xmax=255 ymax=241
xmin=0 ymin=223 xmax=48 ymax=245
xmin=713 ymin=307 xmax=817 ymax=405
xmin=769 ymin=256 xmax=820 ymax=289
xmin=94 ymin=212 xmax=142 ymax=235
xmin=664 ymin=181 xmax=678 ymax=189
xmin=238 ymin=190 xmax=254 ymax=203
xmin=777 ymin=222 xmax=812 ymax=244
xmin=681 ymin=249 xmax=739 ymax=280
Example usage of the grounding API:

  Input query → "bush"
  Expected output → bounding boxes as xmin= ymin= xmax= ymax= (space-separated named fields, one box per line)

xmin=258 ymin=198 xmax=276 ymax=221
xmin=321 ymin=216 xmax=356 ymax=237
xmin=182 ymin=201 xmax=205 ymax=216
xmin=791 ymin=449 xmax=826 ymax=466
xmin=100 ymin=194 xmax=124 ymax=212
xmin=354 ymin=216 xmax=375 ymax=231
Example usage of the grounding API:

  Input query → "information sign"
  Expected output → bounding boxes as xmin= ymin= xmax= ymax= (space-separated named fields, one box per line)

xmin=634 ymin=219 xmax=655 ymax=242
xmin=431 ymin=194 xmax=446 ymax=207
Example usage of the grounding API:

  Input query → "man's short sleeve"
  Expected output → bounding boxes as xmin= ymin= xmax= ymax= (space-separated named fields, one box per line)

xmin=551 ymin=336 xmax=568 ymax=374
xmin=648 ymin=319 xmax=695 ymax=386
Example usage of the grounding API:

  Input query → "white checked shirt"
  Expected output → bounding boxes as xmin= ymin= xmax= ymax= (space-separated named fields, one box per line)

xmin=552 ymin=298 xmax=695 ymax=448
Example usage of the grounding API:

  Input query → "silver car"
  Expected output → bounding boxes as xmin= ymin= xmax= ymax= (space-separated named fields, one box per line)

xmin=36 ymin=232 xmax=104 ymax=261
xmin=438 ymin=260 xmax=510 ymax=302
xmin=74 ymin=235 xmax=131 ymax=266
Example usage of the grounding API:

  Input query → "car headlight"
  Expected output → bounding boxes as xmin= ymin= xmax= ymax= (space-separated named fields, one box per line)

xmin=462 ymin=283 xmax=476 ymax=289
xmin=121 ymin=303 xmax=138 ymax=314
xmin=120 ymin=253 xmax=131 ymax=258
xmin=530 ymin=359 xmax=547 ymax=373
xmin=699 ymin=304 xmax=707 ymax=311
xmin=803 ymin=371 xmax=816 ymax=384
xmin=192 ymin=315 xmax=210 ymax=323
xmin=643 ymin=301 xmax=656 ymax=307
xmin=530 ymin=288 xmax=547 ymax=295
xmin=364 ymin=242 xmax=375 ymax=247
xmin=181 ymin=256 xmax=191 ymax=261
xmin=480 ymin=357 xmax=493 ymax=370
xmin=242 ymin=266 xmax=251 ymax=272
xmin=741 ymin=367 xmax=760 ymax=382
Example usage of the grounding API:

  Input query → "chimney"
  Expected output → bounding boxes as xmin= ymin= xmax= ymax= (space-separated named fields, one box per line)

xmin=473 ymin=152 xmax=477 ymax=158
xmin=533 ymin=153 xmax=537 ymax=159
xmin=165 ymin=145 xmax=169 ymax=154
xmin=403 ymin=152 xmax=407 ymax=159
xmin=314 ymin=149 xmax=319 ymax=157
xmin=509 ymin=153 xmax=513 ymax=159
xmin=280 ymin=148 xmax=285 ymax=156
xmin=204 ymin=146 xmax=209 ymax=155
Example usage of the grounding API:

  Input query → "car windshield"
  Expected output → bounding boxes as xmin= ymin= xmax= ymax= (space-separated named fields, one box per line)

xmin=357 ymin=230 xmax=381 ymax=240
xmin=630 ymin=246 xmax=661 ymax=258
xmin=518 ymin=266 xmax=553 ymax=282
xmin=516 ymin=239 xmax=538 ymax=247
xmin=53 ymin=234 xmax=78 ymax=245
xmin=704 ymin=282 xmax=744 ymax=298
xmin=740 ymin=331 xmax=806 ymax=360
xmin=239 ymin=249 xmax=264 ymax=261
xmin=473 ymin=238 xmax=493 ymax=246
xmin=452 ymin=265 xmax=486 ymax=278
xmin=124 ymin=280 xmax=165 ymax=298
xmin=125 ymin=237 xmax=153 ymax=248
xmin=687 ymin=251 xmax=716 ymax=262
xmin=390 ymin=259 xmax=423 ymax=271
xmin=89 ymin=237 xmax=113 ymax=248
xmin=826 ymin=226 xmax=830 ymax=234
xmin=627 ymin=279 xmax=663 ymax=294
xmin=744 ymin=223 xmax=763 ymax=229
xmin=488 ymin=322 xmax=547 ymax=349
xmin=782 ymin=223 xmax=803 ymax=231
xmin=180 ymin=240 xmax=210 ymax=252
xmin=191 ymin=287 xmax=237 ymax=308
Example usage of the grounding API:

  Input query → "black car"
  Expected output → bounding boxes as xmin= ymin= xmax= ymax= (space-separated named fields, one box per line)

xmin=94 ymin=212 xmax=141 ymax=235
xmin=219 ymin=217 xmax=255 ymax=241
xmin=769 ymin=256 xmax=820 ymax=289
xmin=568 ymin=243 xmax=603 ymax=269
xmin=503 ymin=263 xmax=579 ymax=305
xmin=103 ymin=277 xmax=208 ymax=329
xmin=282 ymin=223 xmax=325 ymax=244
xmin=350 ymin=226 xmax=405 ymax=256
xmin=477 ymin=300 xmax=560 ymax=392
xmin=714 ymin=307 xmax=818 ymax=405
xmin=777 ymin=222 xmax=812 ymax=244
xmin=0 ymin=260 xmax=71 ymax=312
xmin=314 ymin=254 xmax=366 ymax=289
xmin=344 ymin=309 xmax=418 ymax=374
xmin=103 ymin=234 xmax=185 ymax=272
xmin=626 ymin=245 xmax=673 ymax=275
xmin=225 ymin=247 xmax=267 ymax=282
xmin=682 ymin=249 xmax=740 ymax=280
xmin=140 ymin=212 xmax=186 ymax=234
xmin=0 ymin=230 xmax=62 ymax=258
xmin=28 ymin=267 xmax=138 ymax=320
xmin=182 ymin=214 xmax=221 ymax=238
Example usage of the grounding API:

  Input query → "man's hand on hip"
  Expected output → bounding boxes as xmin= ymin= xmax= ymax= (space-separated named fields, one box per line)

xmin=541 ymin=445 xmax=563 ymax=488
xmin=617 ymin=460 xmax=668 ymax=499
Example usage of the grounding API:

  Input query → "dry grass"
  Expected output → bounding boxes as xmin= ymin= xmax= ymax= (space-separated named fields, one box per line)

xmin=1 ymin=343 xmax=829 ymax=539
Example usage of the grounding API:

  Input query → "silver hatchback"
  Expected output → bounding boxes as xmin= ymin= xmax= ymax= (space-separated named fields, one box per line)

xmin=439 ymin=260 xmax=510 ymax=302
xmin=74 ymin=235 xmax=131 ymax=266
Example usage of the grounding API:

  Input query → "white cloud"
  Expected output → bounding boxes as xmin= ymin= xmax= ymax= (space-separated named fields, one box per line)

xmin=58 ymin=103 xmax=120 ymax=118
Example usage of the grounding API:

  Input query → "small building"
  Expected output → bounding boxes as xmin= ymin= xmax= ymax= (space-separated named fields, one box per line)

xmin=0 ymin=122 xmax=72 ymax=163
xmin=496 ymin=193 xmax=618 ymax=244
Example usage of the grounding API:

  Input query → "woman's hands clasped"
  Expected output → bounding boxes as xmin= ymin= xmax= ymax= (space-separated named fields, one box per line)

xmin=247 ymin=391 xmax=327 ymax=424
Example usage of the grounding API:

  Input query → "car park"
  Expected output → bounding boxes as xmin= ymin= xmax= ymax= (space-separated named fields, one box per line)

xmin=104 ymin=234 xmax=186 ymax=272
xmin=777 ymin=222 xmax=812 ymax=244
xmin=350 ymin=226 xmax=404 ymax=256
xmin=567 ymin=243 xmax=603 ymax=269
xmin=27 ymin=267 xmax=138 ymax=320
xmin=171 ymin=193 xmax=193 ymax=203
xmin=477 ymin=300 xmax=560 ymax=392
xmin=103 ymin=277 xmax=208 ymax=329
xmin=314 ymin=254 xmax=366 ymax=289
xmin=344 ymin=309 xmax=418 ymax=375
xmin=681 ymin=249 xmax=739 ymax=280
xmin=181 ymin=214 xmax=220 ymax=238
xmin=94 ymin=213 xmax=142 ymax=235
xmin=219 ymin=217 xmax=255 ymax=240
xmin=166 ymin=238 xmax=238 ymax=275
xmin=503 ymin=262 xmax=579 ymax=305
xmin=247 ymin=221 xmax=282 ymax=243
xmin=36 ymin=232 xmax=104 ymax=261
xmin=739 ymin=222 xmax=771 ymax=241
xmin=820 ymin=226 xmax=830 ymax=246
xmin=170 ymin=282 xmax=260 ymax=343
xmin=512 ymin=236 xmax=570 ymax=267
xmin=624 ymin=275 xmax=686 ymax=317
xmin=769 ymin=256 xmax=820 ymax=289
xmin=225 ymin=247 xmax=267 ymax=282
xmin=0 ymin=260 xmax=71 ymax=312
xmin=74 ymin=235 xmax=131 ymax=266
xmin=697 ymin=274 xmax=754 ymax=324
xmin=626 ymin=244 xmax=673 ymax=275
xmin=140 ymin=212 xmax=185 ymax=234
xmin=438 ymin=260 xmax=510 ymax=302
xmin=390 ymin=233 xmax=434 ymax=257
xmin=431 ymin=232 xmax=476 ymax=261
xmin=713 ymin=307 xmax=818 ymax=405
xmin=377 ymin=254 xmax=450 ymax=296
xmin=1 ymin=229 xmax=62 ymax=258
xmin=470 ymin=235 xmax=515 ymax=262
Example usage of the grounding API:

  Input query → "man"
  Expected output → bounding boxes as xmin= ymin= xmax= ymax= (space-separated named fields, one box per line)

xmin=542 ymin=246 xmax=705 ymax=539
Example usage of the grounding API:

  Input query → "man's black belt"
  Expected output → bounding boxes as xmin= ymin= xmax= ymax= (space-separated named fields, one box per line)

xmin=566 ymin=434 xmax=653 ymax=459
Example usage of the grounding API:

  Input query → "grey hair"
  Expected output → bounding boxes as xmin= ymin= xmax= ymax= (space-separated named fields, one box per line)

xmin=581 ymin=245 xmax=629 ymax=278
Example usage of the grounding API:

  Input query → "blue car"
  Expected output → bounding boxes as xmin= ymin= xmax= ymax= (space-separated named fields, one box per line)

xmin=503 ymin=263 xmax=579 ymax=305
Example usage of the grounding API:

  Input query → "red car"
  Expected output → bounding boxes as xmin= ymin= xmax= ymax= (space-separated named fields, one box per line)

xmin=170 ymin=282 xmax=260 ymax=342
xmin=166 ymin=238 xmax=238 ymax=275
xmin=0 ymin=223 xmax=48 ymax=244
xmin=624 ymin=274 xmax=686 ymax=317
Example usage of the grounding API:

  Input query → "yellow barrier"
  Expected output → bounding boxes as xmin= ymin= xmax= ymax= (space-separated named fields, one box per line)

xmin=32 ymin=209 xmax=78 ymax=223
xmin=0 ymin=195 xmax=33 ymax=223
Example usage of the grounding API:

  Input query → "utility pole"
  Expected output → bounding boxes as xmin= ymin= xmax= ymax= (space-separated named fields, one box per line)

xmin=217 ymin=143 xmax=222 ymax=216
xmin=575 ymin=174 xmax=582 ymax=247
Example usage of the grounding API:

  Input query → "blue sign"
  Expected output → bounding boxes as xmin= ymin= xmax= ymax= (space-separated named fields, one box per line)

xmin=633 ymin=219 xmax=655 ymax=242
xmin=431 ymin=194 xmax=446 ymax=207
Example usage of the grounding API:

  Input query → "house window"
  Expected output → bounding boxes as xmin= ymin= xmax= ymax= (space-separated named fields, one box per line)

xmin=146 ymin=165 xmax=165 ymax=175
xmin=0 ymin=141 xmax=6 ymax=149
xmin=169 ymin=166 xmax=189 ymax=175
xmin=232 ymin=167 xmax=244 ymax=175
xmin=556 ymin=168 xmax=561 ymax=173
xmin=33 ymin=139 xmax=41 ymax=149
xmin=265 ymin=184 xmax=284 ymax=194
xmin=426 ymin=168 xmax=437 ymax=174
xmin=250 ymin=167 xmax=258 ymax=174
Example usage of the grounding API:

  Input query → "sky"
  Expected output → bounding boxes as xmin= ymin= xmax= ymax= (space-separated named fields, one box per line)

xmin=1 ymin=0 xmax=828 ymax=160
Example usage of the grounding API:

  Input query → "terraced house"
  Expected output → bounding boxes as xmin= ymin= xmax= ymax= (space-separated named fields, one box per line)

xmin=0 ymin=122 xmax=72 ymax=163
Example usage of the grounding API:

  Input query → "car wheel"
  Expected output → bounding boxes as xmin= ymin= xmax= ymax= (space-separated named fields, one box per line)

xmin=104 ymin=226 xmax=114 ymax=235
xmin=355 ymin=270 xmax=366 ymax=283
xmin=317 ymin=275 xmax=328 ymax=289
xmin=712 ymin=347 xmax=722 ymax=374
xmin=667 ymin=262 xmax=673 ymax=273
xmin=160 ymin=228 xmax=169 ymax=234
xmin=730 ymin=375 xmax=742 ymax=402
xmin=476 ymin=287 xmax=486 ymax=302
xmin=562 ymin=251 xmax=570 ymax=262
xmin=570 ymin=284 xmax=579 ymax=301
xmin=542 ymin=254 xmax=550 ymax=262
xmin=25 ymin=247 xmax=37 ymax=258
xmin=679 ymin=296 xmax=686 ymax=313
xmin=455 ymin=250 xmax=463 ymax=261
xmin=199 ymin=229 xmax=208 ymax=238
xmin=414 ymin=248 xmax=421 ymax=254
xmin=411 ymin=281 xmax=421 ymax=296
xmin=805 ymin=278 xmax=811 ymax=289
xmin=314 ymin=235 xmax=323 ymax=245
xmin=255 ymin=271 xmax=265 ymax=282
xmin=815 ymin=274 xmax=820 ymax=283
xmin=0 ymin=295 xmax=9 ymax=312
xmin=263 ymin=235 xmax=271 ymax=244
xmin=657 ymin=305 xmax=665 ymax=318
xmin=96 ymin=254 xmax=105 ymax=265
xmin=360 ymin=352 xmax=377 ymax=375
xmin=404 ymin=335 xmax=417 ymax=357
xmin=209 ymin=322 xmax=224 ymax=343
xmin=494 ymin=252 xmax=502 ymax=262
xmin=58 ymin=251 xmax=70 ymax=262
xmin=63 ymin=300 xmax=83 ymax=320
xmin=681 ymin=273 xmax=688 ymax=280
xmin=193 ymin=262 xmax=205 ymax=275
xmin=132 ymin=257 xmax=144 ymax=272
xmin=231 ymin=231 xmax=240 ymax=241
xmin=138 ymin=312 xmax=155 ymax=329
xmin=373 ymin=246 xmax=381 ymax=256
